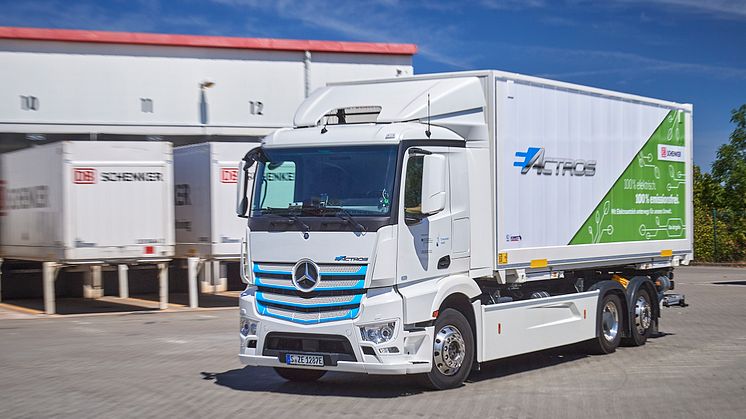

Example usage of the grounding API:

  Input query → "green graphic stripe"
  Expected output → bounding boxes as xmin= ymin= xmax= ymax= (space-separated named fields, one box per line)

xmin=569 ymin=110 xmax=686 ymax=245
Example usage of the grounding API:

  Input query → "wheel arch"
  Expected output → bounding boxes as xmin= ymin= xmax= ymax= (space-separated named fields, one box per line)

xmin=437 ymin=292 xmax=478 ymax=370
xmin=428 ymin=275 xmax=480 ymax=317
xmin=438 ymin=293 xmax=477 ymax=338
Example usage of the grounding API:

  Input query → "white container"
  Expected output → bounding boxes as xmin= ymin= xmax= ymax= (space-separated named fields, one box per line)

xmin=174 ymin=142 xmax=259 ymax=259
xmin=0 ymin=141 xmax=174 ymax=262
xmin=491 ymin=75 xmax=693 ymax=274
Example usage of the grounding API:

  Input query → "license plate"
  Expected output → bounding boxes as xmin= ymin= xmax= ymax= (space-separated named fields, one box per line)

xmin=285 ymin=354 xmax=324 ymax=366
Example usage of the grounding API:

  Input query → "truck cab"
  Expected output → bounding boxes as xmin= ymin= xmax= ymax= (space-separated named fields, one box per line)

xmin=237 ymin=77 xmax=490 ymax=388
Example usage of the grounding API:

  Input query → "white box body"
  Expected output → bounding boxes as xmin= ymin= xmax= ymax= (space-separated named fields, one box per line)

xmin=0 ymin=141 xmax=174 ymax=262
xmin=491 ymin=75 xmax=693 ymax=272
xmin=174 ymin=142 xmax=260 ymax=259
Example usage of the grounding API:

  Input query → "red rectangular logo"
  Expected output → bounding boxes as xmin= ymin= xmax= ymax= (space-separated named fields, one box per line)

xmin=660 ymin=147 xmax=667 ymax=158
xmin=220 ymin=168 xmax=238 ymax=184
xmin=73 ymin=168 xmax=97 ymax=184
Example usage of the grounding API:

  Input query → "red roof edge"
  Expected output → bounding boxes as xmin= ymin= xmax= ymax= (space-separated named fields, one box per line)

xmin=0 ymin=26 xmax=417 ymax=55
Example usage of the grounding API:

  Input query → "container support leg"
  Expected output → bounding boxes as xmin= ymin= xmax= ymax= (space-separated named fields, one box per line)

xmin=213 ymin=260 xmax=227 ymax=293
xmin=200 ymin=260 xmax=213 ymax=294
xmin=83 ymin=265 xmax=103 ymax=299
xmin=158 ymin=263 xmax=168 ymax=310
xmin=43 ymin=262 xmax=59 ymax=315
xmin=0 ymin=258 xmax=3 ymax=303
xmin=187 ymin=257 xmax=200 ymax=309
xmin=118 ymin=265 xmax=129 ymax=299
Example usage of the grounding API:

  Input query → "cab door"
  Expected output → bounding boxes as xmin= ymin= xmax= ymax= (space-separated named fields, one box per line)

xmin=396 ymin=146 xmax=453 ymax=298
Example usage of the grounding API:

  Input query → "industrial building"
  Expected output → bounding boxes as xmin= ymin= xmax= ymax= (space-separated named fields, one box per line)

xmin=0 ymin=26 xmax=415 ymax=151
xmin=0 ymin=26 xmax=415 ymax=310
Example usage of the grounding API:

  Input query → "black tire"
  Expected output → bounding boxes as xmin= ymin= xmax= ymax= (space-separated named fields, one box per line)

xmin=623 ymin=288 xmax=654 ymax=347
xmin=420 ymin=308 xmax=475 ymax=390
xmin=586 ymin=293 xmax=623 ymax=355
xmin=273 ymin=367 xmax=326 ymax=382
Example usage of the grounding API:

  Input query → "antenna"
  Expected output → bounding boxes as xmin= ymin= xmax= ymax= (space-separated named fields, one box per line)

xmin=425 ymin=93 xmax=432 ymax=138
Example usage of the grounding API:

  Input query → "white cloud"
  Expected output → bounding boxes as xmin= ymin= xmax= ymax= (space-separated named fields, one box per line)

xmin=479 ymin=0 xmax=545 ymax=10
xmin=208 ymin=0 xmax=474 ymax=68
xmin=0 ymin=0 xmax=160 ymax=32
xmin=480 ymin=0 xmax=746 ymax=20
xmin=625 ymin=0 xmax=746 ymax=19
xmin=569 ymin=0 xmax=746 ymax=20
xmin=523 ymin=45 xmax=746 ymax=80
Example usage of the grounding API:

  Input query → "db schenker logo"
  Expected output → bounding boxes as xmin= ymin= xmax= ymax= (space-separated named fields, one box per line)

xmin=220 ymin=168 xmax=238 ymax=184
xmin=73 ymin=168 xmax=97 ymax=184
xmin=657 ymin=144 xmax=685 ymax=162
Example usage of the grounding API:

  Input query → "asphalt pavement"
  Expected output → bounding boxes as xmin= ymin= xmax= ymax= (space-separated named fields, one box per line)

xmin=1 ymin=266 xmax=744 ymax=418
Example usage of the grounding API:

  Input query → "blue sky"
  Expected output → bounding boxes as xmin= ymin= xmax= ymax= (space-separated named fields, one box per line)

xmin=1 ymin=0 xmax=744 ymax=170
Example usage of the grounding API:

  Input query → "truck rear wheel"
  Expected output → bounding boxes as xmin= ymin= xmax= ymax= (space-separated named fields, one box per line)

xmin=273 ymin=367 xmax=326 ymax=382
xmin=586 ymin=293 xmax=623 ymax=354
xmin=420 ymin=308 xmax=474 ymax=390
xmin=623 ymin=288 xmax=653 ymax=347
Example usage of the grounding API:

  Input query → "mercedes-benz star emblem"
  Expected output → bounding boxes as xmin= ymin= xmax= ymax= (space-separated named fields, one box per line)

xmin=292 ymin=259 xmax=321 ymax=292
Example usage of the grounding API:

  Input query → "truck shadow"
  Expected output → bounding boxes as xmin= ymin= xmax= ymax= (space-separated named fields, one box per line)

xmin=201 ymin=367 xmax=425 ymax=398
xmin=466 ymin=343 xmax=589 ymax=383
xmin=713 ymin=280 xmax=746 ymax=286
xmin=202 ymin=343 xmax=599 ymax=397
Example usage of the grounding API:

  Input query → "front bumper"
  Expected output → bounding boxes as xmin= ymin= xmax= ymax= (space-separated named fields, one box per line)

xmin=238 ymin=353 xmax=431 ymax=375
xmin=238 ymin=287 xmax=433 ymax=375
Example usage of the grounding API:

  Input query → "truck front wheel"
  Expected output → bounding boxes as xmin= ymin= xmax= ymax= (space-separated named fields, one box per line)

xmin=421 ymin=308 xmax=475 ymax=390
xmin=273 ymin=367 xmax=326 ymax=382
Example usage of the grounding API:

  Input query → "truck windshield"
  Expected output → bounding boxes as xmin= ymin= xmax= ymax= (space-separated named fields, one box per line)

xmin=251 ymin=145 xmax=398 ymax=217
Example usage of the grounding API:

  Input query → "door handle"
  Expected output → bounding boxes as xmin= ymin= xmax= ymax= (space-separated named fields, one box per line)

xmin=438 ymin=255 xmax=451 ymax=269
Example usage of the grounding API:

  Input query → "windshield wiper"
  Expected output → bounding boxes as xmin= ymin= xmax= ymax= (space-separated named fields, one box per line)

xmin=324 ymin=207 xmax=366 ymax=233
xmin=261 ymin=207 xmax=310 ymax=232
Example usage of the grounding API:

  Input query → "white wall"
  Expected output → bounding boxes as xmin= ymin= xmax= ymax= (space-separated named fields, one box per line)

xmin=0 ymin=39 xmax=413 ymax=136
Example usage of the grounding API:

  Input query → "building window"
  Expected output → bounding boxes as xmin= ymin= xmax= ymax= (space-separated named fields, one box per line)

xmin=20 ymin=95 xmax=39 ymax=111
xmin=141 ymin=98 xmax=154 ymax=113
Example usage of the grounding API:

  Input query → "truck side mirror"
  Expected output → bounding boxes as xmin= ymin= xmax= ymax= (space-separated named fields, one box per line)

xmin=236 ymin=147 xmax=265 ymax=218
xmin=236 ymin=159 xmax=250 ymax=218
xmin=420 ymin=154 xmax=446 ymax=215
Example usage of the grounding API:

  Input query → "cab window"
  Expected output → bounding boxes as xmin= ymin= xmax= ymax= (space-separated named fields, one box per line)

xmin=404 ymin=155 xmax=423 ymax=213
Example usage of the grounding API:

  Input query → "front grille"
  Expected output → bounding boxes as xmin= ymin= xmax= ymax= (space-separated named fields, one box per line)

xmin=253 ymin=262 xmax=366 ymax=324
xmin=258 ymin=292 xmax=360 ymax=306
xmin=257 ymin=263 xmax=361 ymax=273
xmin=258 ymin=277 xmax=362 ymax=289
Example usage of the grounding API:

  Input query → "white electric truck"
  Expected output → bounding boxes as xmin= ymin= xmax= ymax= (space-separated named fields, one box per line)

xmin=234 ymin=71 xmax=692 ymax=389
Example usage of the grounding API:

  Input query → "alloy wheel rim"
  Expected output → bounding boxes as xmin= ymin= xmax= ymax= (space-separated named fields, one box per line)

xmin=602 ymin=301 xmax=620 ymax=342
xmin=433 ymin=325 xmax=466 ymax=376
xmin=635 ymin=295 xmax=652 ymax=334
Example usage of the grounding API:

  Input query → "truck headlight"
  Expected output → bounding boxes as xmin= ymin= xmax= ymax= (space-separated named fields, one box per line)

xmin=359 ymin=321 xmax=397 ymax=344
xmin=240 ymin=317 xmax=259 ymax=337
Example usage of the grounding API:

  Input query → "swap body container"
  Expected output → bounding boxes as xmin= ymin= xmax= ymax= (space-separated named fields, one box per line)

xmin=490 ymin=74 xmax=693 ymax=274
xmin=174 ymin=142 xmax=260 ymax=259
xmin=0 ymin=141 xmax=174 ymax=263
